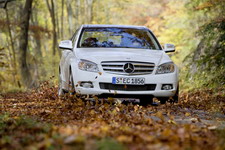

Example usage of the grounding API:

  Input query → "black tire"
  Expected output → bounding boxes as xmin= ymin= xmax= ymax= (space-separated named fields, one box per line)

xmin=172 ymin=85 xmax=179 ymax=103
xmin=158 ymin=97 xmax=168 ymax=104
xmin=68 ymin=69 xmax=76 ymax=96
xmin=139 ymin=96 xmax=153 ymax=106
xmin=158 ymin=85 xmax=179 ymax=104
xmin=58 ymin=69 xmax=65 ymax=96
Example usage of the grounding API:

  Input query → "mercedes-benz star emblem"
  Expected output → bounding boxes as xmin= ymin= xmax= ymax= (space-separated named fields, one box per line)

xmin=123 ymin=63 xmax=134 ymax=73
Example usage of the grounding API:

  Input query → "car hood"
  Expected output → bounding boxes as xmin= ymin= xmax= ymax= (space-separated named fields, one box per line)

xmin=75 ymin=48 xmax=171 ymax=66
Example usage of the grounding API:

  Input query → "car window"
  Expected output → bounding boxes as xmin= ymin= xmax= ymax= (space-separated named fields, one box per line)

xmin=78 ymin=28 xmax=160 ymax=50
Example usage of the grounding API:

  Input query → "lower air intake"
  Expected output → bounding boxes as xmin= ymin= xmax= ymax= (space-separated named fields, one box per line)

xmin=99 ymin=83 xmax=156 ymax=91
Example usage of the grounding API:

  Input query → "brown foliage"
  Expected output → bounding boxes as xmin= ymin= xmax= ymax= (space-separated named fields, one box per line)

xmin=195 ymin=0 xmax=224 ymax=10
xmin=0 ymin=19 xmax=51 ymax=35
xmin=0 ymin=83 xmax=225 ymax=149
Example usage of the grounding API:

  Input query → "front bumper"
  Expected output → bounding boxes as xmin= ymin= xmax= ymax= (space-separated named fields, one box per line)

xmin=71 ymin=67 xmax=178 ymax=97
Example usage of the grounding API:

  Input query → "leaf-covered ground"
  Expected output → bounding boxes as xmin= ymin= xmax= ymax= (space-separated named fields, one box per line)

xmin=0 ymin=83 xmax=225 ymax=150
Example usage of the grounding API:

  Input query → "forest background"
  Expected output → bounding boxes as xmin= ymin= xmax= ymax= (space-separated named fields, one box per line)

xmin=0 ymin=1 xmax=225 ymax=149
xmin=0 ymin=0 xmax=224 ymax=92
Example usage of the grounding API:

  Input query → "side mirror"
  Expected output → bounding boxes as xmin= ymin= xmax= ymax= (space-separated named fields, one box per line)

xmin=163 ymin=43 xmax=175 ymax=53
xmin=59 ymin=40 xmax=73 ymax=50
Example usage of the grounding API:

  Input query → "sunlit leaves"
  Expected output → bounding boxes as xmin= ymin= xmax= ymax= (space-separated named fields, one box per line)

xmin=0 ymin=84 xmax=225 ymax=149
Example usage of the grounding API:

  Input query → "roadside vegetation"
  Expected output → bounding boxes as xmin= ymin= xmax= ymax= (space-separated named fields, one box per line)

xmin=0 ymin=0 xmax=224 ymax=149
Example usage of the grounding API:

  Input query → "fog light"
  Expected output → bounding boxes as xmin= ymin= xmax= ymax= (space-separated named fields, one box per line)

xmin=80 ymin=82 xmax=93 ymax=88
xmin=161 ymin=84 xmax=173 ymax=90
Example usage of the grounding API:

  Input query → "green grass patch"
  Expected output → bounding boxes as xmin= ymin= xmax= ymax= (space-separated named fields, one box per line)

xmin=0 ymin=113 xmax=54 ymax=149
xmin=97 ymin=138 xmax=127 ymax=150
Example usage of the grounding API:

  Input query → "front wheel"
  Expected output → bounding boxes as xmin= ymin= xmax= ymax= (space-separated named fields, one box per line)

xmin=172 ymin=85 xmax=179 ymax=103
xmin=68 ymin=70 xmax=76 ymax=96
xmin=158 ymin=85 xmax=179 ymax=104
xmin=58 ymin=72 xmax=65 ymax=96
xmin=139 ymin=96 xmax=153 ymax=106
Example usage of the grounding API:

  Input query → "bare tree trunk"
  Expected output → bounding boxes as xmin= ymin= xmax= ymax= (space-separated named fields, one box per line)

xmin=18 ymin=0 xmax=33 ymax=88
xmin=84 ymin=0 xmax=87 ymax=23
xmin=5 ymin=34 xmax=13 ymax=69
xmin=90 ymin=0 xmax=95 ymax=23
xmin=66 ymin=0 xmax=73 ymax=33
xmin=61 ymin=0 xmax=64 ymax=39
xmin=80 ymin=0 xmax=85 ymax=24
xmin=5 ymin=7 xmax=18 ymax=85
xmin=31 ymin=11 xmax=42 ymax=58
xmin=86 ymin=0 xmax=94 ymax=23
xmin=55 ymin=2 xmax=60 ymax=39
xmin=46 ymin=0 xmax=57 ymax=56
xmin=77 ymin=0 xmax=81 ymax=26
xmin=75 ymin=0 xmax=79 ymax=29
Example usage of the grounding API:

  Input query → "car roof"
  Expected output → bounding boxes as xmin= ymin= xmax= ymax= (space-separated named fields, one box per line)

xmin=81 ymin=24 xmax=150 ymax=30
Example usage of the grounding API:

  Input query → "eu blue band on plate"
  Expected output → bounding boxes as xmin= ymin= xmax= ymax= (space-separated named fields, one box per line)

xmin=112 ymin=77 xmax=116 ymax=84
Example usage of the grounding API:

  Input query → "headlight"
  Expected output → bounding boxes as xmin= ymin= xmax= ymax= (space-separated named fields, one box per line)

xmin=156 ymin=62 xmax=175 ymax=74
xmin=78 ymin=59 xmax=99 ymax=72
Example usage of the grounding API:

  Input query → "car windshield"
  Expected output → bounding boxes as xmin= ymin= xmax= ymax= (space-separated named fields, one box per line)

xmin=78 ymin=28 xmax=160 ymax=50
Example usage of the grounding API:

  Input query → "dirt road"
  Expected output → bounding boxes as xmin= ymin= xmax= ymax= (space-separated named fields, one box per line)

xmin=0 ymin=86 xmax=225 ymax=150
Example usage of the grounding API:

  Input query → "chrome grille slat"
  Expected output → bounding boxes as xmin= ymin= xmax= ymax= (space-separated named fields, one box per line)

xmin=101 ymin=61 xmax=155 ymax=75
xmin=134 ymin=65 xmax=154 ymax=68
xmin=104 ymin=69 xmax=124 ymax=72
xmin=102 ymin=63 xmax=125 ymax=65
xmin=132 ymin=63 xmax=155 ymax=66
xmin=134 ymin=68 xmax=154 ymax=70
xmin=102 ymin=67 xmax=124 ymax=70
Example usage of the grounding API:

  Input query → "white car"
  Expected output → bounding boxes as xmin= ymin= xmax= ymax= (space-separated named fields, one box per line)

xmin=58 ymin=24 xmax=179 ymax=104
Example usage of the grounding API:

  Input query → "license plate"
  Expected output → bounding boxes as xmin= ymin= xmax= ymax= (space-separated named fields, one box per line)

xmin=112 ymin=77 xmax=145 ymax=85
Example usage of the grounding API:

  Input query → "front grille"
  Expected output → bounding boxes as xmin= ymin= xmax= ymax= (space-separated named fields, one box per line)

xmin=101 ymin=61 xmax=155 ymax=75
xmin=99 ymin=83 xmax=156 ymax=91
